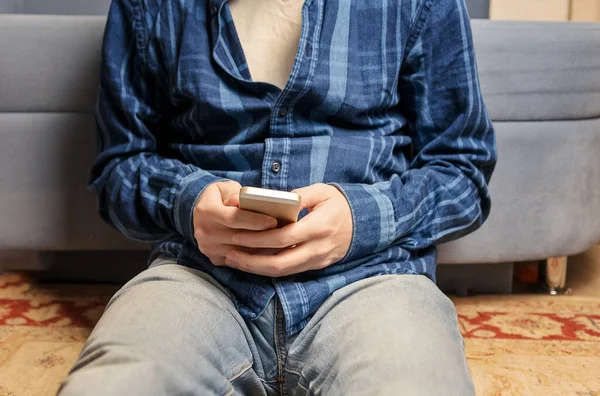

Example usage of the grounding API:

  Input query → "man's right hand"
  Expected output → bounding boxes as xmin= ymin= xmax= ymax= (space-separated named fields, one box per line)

xmin=193 ymin=181 xmax=278 ymax=266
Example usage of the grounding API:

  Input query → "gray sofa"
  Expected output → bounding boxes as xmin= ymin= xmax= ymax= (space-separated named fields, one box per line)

xmin=1 ymin=15 xmax=599 ymax=291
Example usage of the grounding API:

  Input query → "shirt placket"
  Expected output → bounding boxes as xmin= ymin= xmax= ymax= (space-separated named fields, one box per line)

xmin=210 ymin=0 xmax=325 ymax=332
xmin=268 ymin=0 xmax=325 ymax=334
xmin=259 ymin=0 xmax=322 ymax=192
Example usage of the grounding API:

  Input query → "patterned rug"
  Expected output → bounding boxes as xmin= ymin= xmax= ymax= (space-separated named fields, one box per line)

xmin=454 ymin=295 xmax=600 ymax=395
xmin=0 ymin=272 xmax=599 ymax=396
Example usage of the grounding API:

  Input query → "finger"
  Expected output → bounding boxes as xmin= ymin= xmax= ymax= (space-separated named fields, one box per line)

xmin=225 ymin=244 xmax=319 ymax=277
xmin=291 ymin=183 xmax=333 ymax=211
xmin=216 ymin=181 xmax=242 ymax=207
xmin=209 ymin=256 xmax=226 ymax=266
xmin=204 ymin=246 xmax=273 ymax=267
xmin=213 ymin=205 xmax=278 ymax=231
xmin=199 ymin=243 xmax=240 ymax=258
xmin=232 ymin=214 xmax=325 ymax=248
xmin=195 ymin=225 xmax=236 ymax=245
xmin=200 ymin=243 xmax=260 ymax=259
xmin=208 ymin=248 xmax=284 ymax=268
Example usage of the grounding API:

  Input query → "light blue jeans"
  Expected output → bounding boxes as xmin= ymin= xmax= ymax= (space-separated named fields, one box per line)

xmin=59 ymin=256 xmax=475 ymax=395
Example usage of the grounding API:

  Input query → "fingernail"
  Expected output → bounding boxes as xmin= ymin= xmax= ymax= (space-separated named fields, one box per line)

xmin=223 ymin=193 xmax=235 ymax=205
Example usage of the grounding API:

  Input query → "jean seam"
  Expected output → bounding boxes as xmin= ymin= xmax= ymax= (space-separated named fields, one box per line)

xmin=227 ymin=361 xmax=254 ymax=382
xmin=295 ymin=376 xmax=311 ymax=395
xmin=285 ymin=366 xmax=303 ymax=377
xmin=260 ymin=379 xmax=280 ymax=384
xmin=285 ymin=364 xmax=311 ymax=394
xmin=274 ymin=299 xmax=288 ymax=395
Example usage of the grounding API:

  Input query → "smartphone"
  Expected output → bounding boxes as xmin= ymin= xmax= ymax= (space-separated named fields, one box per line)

xmin=239 ymin=187 xmax=301 ymax=226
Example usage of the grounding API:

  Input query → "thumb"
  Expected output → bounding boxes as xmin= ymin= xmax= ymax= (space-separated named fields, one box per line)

xmin=217 ymin=181 xmax=242 ymax=207
xmin=292 ymin=183 xmax=331 ymax=211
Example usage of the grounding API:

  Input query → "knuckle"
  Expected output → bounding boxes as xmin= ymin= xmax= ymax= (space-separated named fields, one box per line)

xmin=195 ymin=196 xmax=210 ymax=211
xmin=195 ymin=206 xmax=210 ymax=220
xmin=270 ymin=267 xmax=284 ymax=277
xmin=317 ymin=258 xmax=331 ymax=270
xmin=194 ymin=229 xmax=205 ymax=243
xmin=228 ymin=233 xmax=240 ymax=245
xmin=218 ymin=181 xmax=241 ymax=196
xmin=195 ymin=222 xmax=212 ymax=237
xmin=315 ymin=244 xmax=331 ymax=259
xmin=201 ymin=246 xmax=217 ymax=256
xmin=236 ymin=260 xmax=249 ymax=272
xmin=267 ymin=261 xmax=284 ymax=277
xmin=259 ymin=217 xmax=276 ymax=230
xmin=211 ymin=257 xmax=225 ymax=266
xmin=321 ymin=222 xmax=337 ymax=237
xmin=275 ymin=233 xmax=293 ymax=247
xmin=215 ymin=181 xmax=230 ymax=191
xmin=223 ymin=212 xmax=238 ymax=226
xmin=273 ymin=236 xmax=286 ymax=247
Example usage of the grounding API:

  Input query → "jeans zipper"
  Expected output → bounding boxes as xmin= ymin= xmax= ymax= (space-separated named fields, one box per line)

xmin=274 ymin=298 xmax=287 ymax=395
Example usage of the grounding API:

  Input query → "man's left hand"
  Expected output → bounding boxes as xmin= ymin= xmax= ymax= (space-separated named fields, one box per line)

xmin=223 ymin=183 xmax=353 ymax=277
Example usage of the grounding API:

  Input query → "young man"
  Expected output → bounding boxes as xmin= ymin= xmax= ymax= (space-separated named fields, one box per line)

xmin=60 ymin=0 xmax=496 ymax=394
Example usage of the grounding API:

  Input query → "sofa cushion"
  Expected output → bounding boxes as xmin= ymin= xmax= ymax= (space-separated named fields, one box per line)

xmin=472 ymin=20 xmax=600 ymax=121
xmin=0 ymin=15 xmax=103 ymax=113
xmin=438 ymin=118 xmax=600 ymax=264
xmin=0 ymin=113 xmax=143 ymax=250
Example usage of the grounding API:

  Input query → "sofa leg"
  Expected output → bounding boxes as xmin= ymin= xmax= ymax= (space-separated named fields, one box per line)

xmin=538 ymin=256 xmax=571 ymax=295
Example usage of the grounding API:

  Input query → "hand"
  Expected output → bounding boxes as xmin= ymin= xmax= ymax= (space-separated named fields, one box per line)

xmin=193 ymin=181 xmax=278 ymax=266
xmin=223 ymin=183 xmax=353 ymax=277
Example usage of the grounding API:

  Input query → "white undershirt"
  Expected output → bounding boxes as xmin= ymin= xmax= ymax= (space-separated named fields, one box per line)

xmin=228 ymin=0 xmax=304 ymax=90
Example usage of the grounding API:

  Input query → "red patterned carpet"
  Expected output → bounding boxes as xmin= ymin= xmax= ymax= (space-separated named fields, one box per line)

xmin=0 ymin=272 xmax=599 ymax=395
xmin=0 ymin=273 xmax=117 ymax=396
xmin=454 ymin=295 xmax=600 ymax=395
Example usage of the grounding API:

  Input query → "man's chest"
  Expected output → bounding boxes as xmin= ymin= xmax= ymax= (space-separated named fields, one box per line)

xmin=145 ymin=0 xmax=415 ymax=139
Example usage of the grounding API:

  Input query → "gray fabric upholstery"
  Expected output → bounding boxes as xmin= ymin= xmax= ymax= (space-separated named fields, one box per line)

xmin=0 ymin=15 xmax=599 ymax=265
xmin=472 ymin=20 xmax=600 ymax=121
xmin=438 ymin=119 xmax=600 ymax=263
xmin=0 ymin=113 xmax=143 ymax=250
xmin=0 ymin=15 xmax=103 ymax=112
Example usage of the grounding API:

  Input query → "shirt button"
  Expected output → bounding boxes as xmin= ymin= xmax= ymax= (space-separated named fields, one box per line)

xmin=271 ymin=161 xmax=281 ymax=174
xmin=305 ymin=43 xmax=312 ymax=57
xmin=278 ymin=107 xmax=288 ymax=117
xmin=211 ymin=5 xmax=218 ymax=15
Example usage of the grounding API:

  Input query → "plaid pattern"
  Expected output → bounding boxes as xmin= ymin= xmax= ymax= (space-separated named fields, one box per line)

xmin=91 ymin=0 xmax=497 ymax=335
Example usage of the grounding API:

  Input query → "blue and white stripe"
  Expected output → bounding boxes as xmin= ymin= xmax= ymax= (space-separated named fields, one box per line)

xmin=91 ymin=0 xmax=497 ymax=336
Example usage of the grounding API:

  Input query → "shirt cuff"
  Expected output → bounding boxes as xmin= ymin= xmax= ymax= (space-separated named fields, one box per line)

xmin=329 ymin=182 xmax=397 ymax=263
xmin=174 ymin=170 xmax=227 ymax=244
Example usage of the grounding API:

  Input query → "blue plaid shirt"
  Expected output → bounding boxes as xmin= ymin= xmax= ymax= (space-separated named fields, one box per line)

xmin=91 ymin=0 xmax=497 ymax=335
